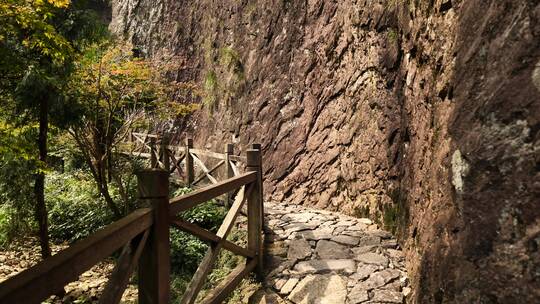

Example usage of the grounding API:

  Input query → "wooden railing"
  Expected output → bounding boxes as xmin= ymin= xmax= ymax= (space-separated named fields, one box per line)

xmin=125 ymin=132 xmax=248 ymax=206
xmin=0 ymin=143 xmax=264 ymax=304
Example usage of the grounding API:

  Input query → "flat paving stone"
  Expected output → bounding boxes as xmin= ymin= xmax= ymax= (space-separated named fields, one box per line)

xmin=280 ymin=277 xmax=299 ymax=295
xmin=288 ymin=274 xmax=347 ymax=304
xmin=261 ymin=202 xmax=410 ymax=304
xmin=348 ymin=285 xmax=370 ymax=304
xmin=288 ymin=239 xmax=312 ymax=260
xmin=371 ymin=289 xmax=404 ymax=303
xmin=294 ymin=259 xmax=356 ymax=274
xmin=331 ymin=235 xmax=360 ymax=246
xmin=315 ymin=240 xmax=351 ymax=259
xmin=355 ymin=252 xmax=389 ymax=267
xmin=297 ymin=227 xmax=335 ymax=240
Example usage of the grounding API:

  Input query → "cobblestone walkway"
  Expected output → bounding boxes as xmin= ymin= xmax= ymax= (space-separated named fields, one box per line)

xmin=256 ymin=202 xmax=410 ymax=304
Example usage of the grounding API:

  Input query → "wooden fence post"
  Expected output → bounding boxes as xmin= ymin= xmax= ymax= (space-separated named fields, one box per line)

xmin=161 ymin=136 xmax=170 ymax=173
xmin=251 ymin=144 xmax=264 ymax=242
xmin=150 ymin=138 xmax=157 ymax=168
xmin=136 ymin=169 xmax=170 ymax=304
xmin=246 ymin=149 xmax=263 ymax=278
xmin=224 ymin=143 xmax=234 ymax=207
xmin=185 ymin=138 xmax=194 ymax=186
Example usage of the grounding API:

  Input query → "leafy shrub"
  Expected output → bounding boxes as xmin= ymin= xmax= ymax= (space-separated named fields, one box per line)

xmin=169 ymin=187 xmax=227 ymax=275
xmin=169 ymin=187 xmax=230 ymax=300
xmin=46 ymin=171 xmax=115 ymax=243
xmin=0 ymin=206 xmax=11 ymax=246
xmin=170 ymin=230 xmax=208 ymax=275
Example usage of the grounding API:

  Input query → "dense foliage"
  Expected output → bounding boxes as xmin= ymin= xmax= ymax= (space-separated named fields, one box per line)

xmin=0 ymin=0 xmax=108 ymax=257
xmin=46 ymin=171 xmax=116 ymax=243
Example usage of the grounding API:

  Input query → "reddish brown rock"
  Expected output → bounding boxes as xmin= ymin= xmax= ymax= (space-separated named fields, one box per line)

xmin=111 ymin=0 xmax=540 ymax=302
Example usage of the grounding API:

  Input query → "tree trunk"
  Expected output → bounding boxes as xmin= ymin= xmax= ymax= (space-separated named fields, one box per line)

xmin=35 ymin=98 xmax=51 ymax=259
xmin=100 ymin=178 xmax=122 ymax=219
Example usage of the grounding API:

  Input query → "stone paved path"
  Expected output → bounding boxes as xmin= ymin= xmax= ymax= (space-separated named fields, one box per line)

xmin=256 ymin=202 xmax=410 ymax=304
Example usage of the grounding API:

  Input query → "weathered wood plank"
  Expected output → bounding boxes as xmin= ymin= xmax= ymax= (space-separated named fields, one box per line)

xmin=192 ymin=160 xmax=224 ymax=186
xmin=180 ymin=244 xmax=223 ymax=304
xmin=169 ymin=153 xmax=186 ymax=176
xmin=191 ymin=153 xmax=218 ymax=185
xmin=0 ymin=209 xmax=153 ymax=304
xmin=137 ymin=170 xmax=170 ymax=304
xmin=169 ymin=172 xmax=257 ymax=215
xmin=199 ymin=259 xmax=257 ymax=304
xmin=185 ymin=139 xmax=194 ymax=185
xmin=224 ymin=144 xmax=234 ymax=206
xmin=229 ymin=161 xmax=240 ymax=176
xmin=171 ymin=219 xmax=220 ymax=243
xmin=189 ymin=148 xmax=226 ymax=160
xmin=246 ymin=149 xmax=264 ymax=277
xmin=98 ymin=229 xmax=149 ymax=304
xmin=216 ymin=185 xmax=251 ymax=238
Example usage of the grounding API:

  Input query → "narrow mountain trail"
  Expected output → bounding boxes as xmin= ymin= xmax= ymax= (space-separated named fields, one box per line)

xmin=253 ymin=202 xmax=410 ymax=304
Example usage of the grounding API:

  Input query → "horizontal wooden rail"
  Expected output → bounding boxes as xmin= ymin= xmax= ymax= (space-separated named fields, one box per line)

xmin=169 ymin=171 xmax=257 ymax=215
xmin=192 ymin=160 xmax=225 ymax=185
xmin=0 ymin=208 xmax=153 ymax=304
xmin=199 ymin=259 xmax=257 ymax=304
xmin=189 ymin=148 xmax=227 ymax=160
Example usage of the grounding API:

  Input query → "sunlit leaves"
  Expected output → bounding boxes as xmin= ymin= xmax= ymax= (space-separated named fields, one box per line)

xmin=0 ymin=0 xmax=73 ymax=65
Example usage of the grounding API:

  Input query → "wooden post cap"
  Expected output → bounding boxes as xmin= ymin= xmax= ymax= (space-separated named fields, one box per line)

xmin=136 ymin=169 xmax=169 ymax=198
xmin=246 ymin=149 xmax=261 ymax=167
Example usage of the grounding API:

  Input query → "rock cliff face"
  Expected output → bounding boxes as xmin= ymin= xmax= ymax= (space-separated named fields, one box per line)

xmin=110 ymin=0 xmax=540 ymax=302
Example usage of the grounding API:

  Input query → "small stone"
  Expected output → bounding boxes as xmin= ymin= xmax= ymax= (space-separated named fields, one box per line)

xmin=348 ymin=285 xmax=369 ymax=303
xmin=382 ymin=239 xmax=398 ymax=248
xmin=357 ymin=235 xmax=381 ymax=246
xmin=283 ymin=222 xmax=319 ymax=233
xmin=280 ymin=278 xmax=299 ymax=295
xmin=400 ymin=276 xmax=409 ymax=286
xmin=403 ymin=286 xmax=412 ymax=297
xmin=273 ymin=278 xmax=287 ymax=290
xmin=298 ymin=227 xmax=334 ymax=240
xmin=352 ymin=246 xmax=377 ymax=255
xmin=287 ymin=239 xmax=312 ymax=260
xmin=268 ymin=242 xmax=289 ymax=257
xmin=316 ymin=240 xmax=351 ymax=259
xmin=368 ymin=230 xmax=393 ymax=239
xmin=351 ymin=264 xmax=379 ymax=281
xmin=371 ymin=289 xmax=404 ymax=303
xmin=367 ymin=224 xmax=379 ymax=231
xmin=347 ymin=224 xmax=367 ymax=231
xmin=359 ymin=269 xmax=400 ymax=290
xmin=355 ymin=253 xmax=389 ymax=267
xmin=282 ymin=213 xmax=314 ymax=223
xmin=333 ymin=226 xmax=347 ymax=234
xmin=357 ymin=218 xmax=372 ymax=225
xmin=336 ymin=220 xmax=356 ymax=226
